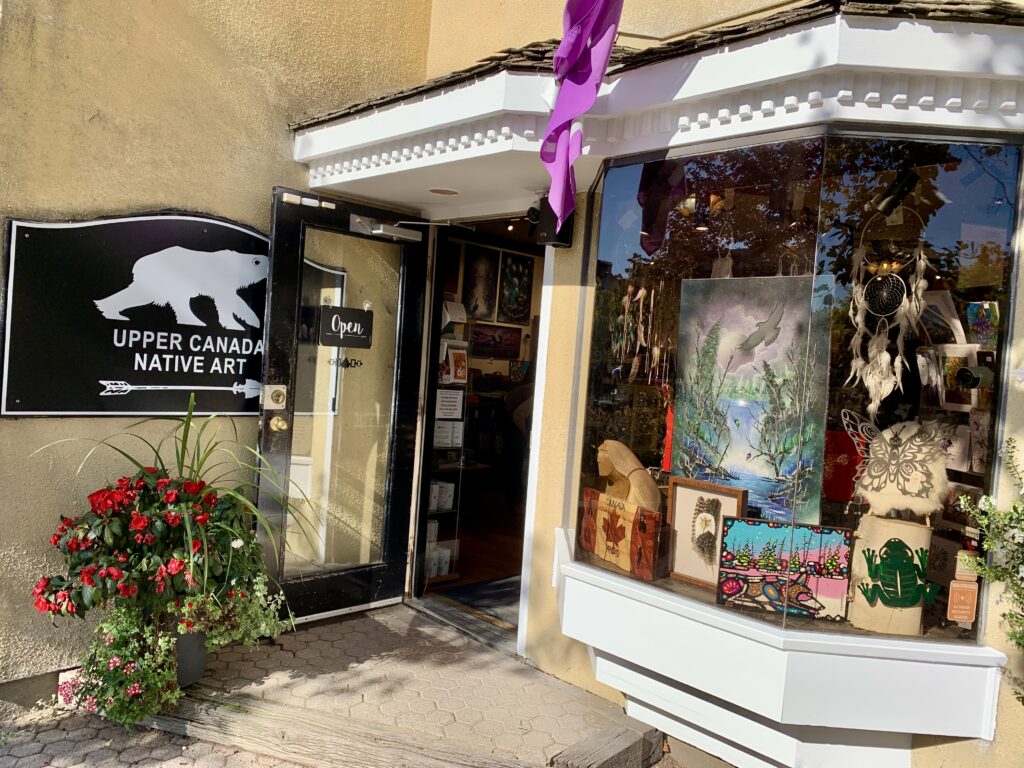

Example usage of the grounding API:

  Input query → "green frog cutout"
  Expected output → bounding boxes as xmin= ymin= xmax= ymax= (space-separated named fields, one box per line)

xmin=858 ymin=538 xmax=941 ymax=609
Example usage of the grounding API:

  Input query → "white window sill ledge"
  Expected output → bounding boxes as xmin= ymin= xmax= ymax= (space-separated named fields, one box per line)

xmin=553 ymin=528 xmax=1004 ymax=767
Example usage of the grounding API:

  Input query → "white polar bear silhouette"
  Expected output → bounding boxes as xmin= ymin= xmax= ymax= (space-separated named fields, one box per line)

xmin=95 ymin=247 xmax=268 ymax=330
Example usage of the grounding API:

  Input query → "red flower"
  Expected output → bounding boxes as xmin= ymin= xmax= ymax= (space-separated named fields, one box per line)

xmin=116 ymin=582 xmax=138 ymax=598
xmin=191 ymin=539 xmax=202 ymax=554
xmin=49 ymin=533 xmax=61 ymax=547
xmin=80 ymin=566 xmax=97 ymax=587
xmin=66 ymin=537 xmax=80 ymax=553
xmin=156 ymin=478 xmax=172 ymax=492
xmin=55 ymin=590 xmax=69 ymax=602
xmin=143 ymin=533 xmax=155 ymax=545
xmin=32 ymin=577 xmax=49 ymax=598
xmin=143 ymin=466 xmax=157 ymax=474
xmin=193 ymin=511 xmax=210 ymax=526
xmin=201 ymin=492 xmax=218 ymax=508
xmin=164 ymin=511 xmax=183 ymax=527
xmin=128 ymin=511 xmax=149 ymax=531
xmin=182 ymin=480 xmax=206 ymax=496
xmin=115 ymin=477 xmax=132 ymax=491
xmin=167 ymin=558 xmax=185 ymax=575
xmin=33 ymin=596 xmax=49 ymax=613
xmin=162 ymin=489 xmax=179 ymax=504
xmin=65 ymin=602 xmax=76 ymax=615
xmin=134 ymin=533 xmax=144 ymax=544
xmin=105 ymin=566 xmax=124 ymax=581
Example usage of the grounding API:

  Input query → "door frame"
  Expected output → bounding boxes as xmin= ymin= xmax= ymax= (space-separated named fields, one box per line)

xmin=409 ymin=223 xmax=545 ymax=607
xmin=258 ymin=186 xmax=427 ymax=620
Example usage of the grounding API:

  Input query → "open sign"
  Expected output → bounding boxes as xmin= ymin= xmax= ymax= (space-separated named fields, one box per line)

xmin=318 ymin=306 xmax=373 ymax=349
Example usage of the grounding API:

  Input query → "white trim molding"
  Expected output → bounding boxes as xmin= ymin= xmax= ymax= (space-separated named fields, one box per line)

xmin=554 ymin=529 xmax=1005 ymax=768
xmin=293 ymin=14 xmax=1024 ymax=219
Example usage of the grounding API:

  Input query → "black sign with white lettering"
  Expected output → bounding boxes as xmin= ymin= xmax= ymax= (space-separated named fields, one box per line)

xmin=317 ymin=307 xmax=373 ymax=349
xmin=1 ymin=214 xmax=269 ymax=415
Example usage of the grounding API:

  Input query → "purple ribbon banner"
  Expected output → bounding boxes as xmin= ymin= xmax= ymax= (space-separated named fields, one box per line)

xmin=541 ymin=0 xmax=624 ymax=230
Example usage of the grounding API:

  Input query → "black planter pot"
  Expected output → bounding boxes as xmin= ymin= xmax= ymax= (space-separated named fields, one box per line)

xmin=175 ymin=632 xmax=208 ymax=688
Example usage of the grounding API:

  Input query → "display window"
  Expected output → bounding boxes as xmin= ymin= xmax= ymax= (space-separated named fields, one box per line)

xmin=576 ymin=133 xmax=1020 ymax=641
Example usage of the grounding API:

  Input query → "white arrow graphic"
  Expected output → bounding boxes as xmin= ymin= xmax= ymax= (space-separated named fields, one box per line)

xmin=99 ymin=379 xmax=261 ymax=399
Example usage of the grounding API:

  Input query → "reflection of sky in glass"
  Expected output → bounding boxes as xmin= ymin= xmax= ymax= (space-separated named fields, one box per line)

xmin=927 ymin=145 xmax=1018 ymax=257
xmin=597 ymin=164 xmax=643 ymax=277
xmin=600 ymin=142 xmax=1019 ymax=288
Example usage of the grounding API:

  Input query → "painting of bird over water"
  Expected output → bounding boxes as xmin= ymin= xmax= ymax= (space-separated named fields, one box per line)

xmin=673 ymin=276 xmax=833 ymax=524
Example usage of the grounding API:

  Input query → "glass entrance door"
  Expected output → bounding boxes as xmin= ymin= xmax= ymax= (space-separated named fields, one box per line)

xmin=258 ymin=187 xmax=426 ymax=618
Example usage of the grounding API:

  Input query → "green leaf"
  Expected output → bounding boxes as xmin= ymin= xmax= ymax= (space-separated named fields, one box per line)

xmin=103 ymin=526 xmax=114 ymax=547
xmin=82 ymin=585 xmax=95 ymax=608
xmin=109 ymin=518 xmax=123 ymax=536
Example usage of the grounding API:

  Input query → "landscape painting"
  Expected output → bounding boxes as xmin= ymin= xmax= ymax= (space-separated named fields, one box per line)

xmin=673 ymin=276 xmax=832 ymax=523
xmin=716 ymin=518 xmax=852 ymax=621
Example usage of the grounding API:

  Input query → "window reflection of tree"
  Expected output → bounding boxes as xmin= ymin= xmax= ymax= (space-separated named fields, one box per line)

xmin=818 ymin=138 xmax=1016 ymax=432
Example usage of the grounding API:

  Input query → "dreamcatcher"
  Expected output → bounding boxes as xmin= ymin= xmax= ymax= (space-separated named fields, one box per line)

xmin=845 ymin=206 xmax=930 ymax=421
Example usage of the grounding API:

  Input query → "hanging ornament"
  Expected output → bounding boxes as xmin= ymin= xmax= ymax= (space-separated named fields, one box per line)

xmin=846 ymin=207 xmax=930 ymax=421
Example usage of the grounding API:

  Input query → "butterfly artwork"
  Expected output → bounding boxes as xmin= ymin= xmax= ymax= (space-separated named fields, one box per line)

xmin=841 ymin=410 xmax=952 ymax=523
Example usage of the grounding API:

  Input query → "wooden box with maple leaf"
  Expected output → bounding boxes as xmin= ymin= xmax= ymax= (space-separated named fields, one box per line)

xmin=578 ymin=488 xmax=665 ymax=581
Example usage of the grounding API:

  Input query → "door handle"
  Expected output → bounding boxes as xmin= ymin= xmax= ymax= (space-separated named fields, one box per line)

xmin=269 ymin=415 xmax=290 ymax=432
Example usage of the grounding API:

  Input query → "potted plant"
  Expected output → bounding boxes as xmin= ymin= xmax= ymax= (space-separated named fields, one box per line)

xmin=961 ymin=437 xmax=1024 ymax=704
xmin=34 ymin=395 xmax=292 ymax=725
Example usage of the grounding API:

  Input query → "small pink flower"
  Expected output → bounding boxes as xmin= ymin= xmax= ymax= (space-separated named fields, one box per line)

xmin=107 ymin=656 xmax=122 ymax=670
xmin=125 ymin=682 xmax=143 ymax=697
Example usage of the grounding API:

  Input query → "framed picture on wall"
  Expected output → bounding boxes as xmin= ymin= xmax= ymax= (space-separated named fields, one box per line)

xmin=461 ymin=245 xmax=500 ymax=321
xmin=934 ymin=344 xmax=979 ymax=412
xmin=496 ymin=252 xmax=534 ymax=325
xmin=470 ymin=323 xmax=522 ymax=360
xmin=667 ymin=477 xmax=746 ymax=589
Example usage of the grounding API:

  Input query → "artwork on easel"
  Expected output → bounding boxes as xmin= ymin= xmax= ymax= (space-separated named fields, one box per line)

xmin=935 ymin=344 xmax=979 ymax=412
xmin=462 ymin=245 xmax=500 ymax=320
xmin=716 ymin=518 xmax=853 ymax=621
xmin=496 ymin=253 xmax=534 ymax=325
xmin=673 ymin=276 xmax=832 ymax=524
xmin=667 ymin=477 xmax=745 ymax=589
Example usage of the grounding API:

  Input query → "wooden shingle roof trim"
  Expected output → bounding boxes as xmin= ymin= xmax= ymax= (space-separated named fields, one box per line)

xmin=291 ymin=0 xmax=1024 ymax=131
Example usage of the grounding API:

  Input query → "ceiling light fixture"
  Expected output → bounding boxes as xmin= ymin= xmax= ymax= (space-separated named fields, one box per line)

xmin=428 ymin=188 xmax=460 ymax=196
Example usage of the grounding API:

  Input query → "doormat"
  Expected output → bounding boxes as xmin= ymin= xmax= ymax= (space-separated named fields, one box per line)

xmin=437 ymin=576 xmax=521 ymax=631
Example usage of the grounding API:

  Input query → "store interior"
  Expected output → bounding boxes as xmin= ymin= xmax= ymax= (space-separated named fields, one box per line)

xmin=420 ymin=216 xmax=544 ymax=639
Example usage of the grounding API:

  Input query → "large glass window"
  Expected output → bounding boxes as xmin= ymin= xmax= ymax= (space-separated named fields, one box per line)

xmin=577 ymin=134 xmax=1019 ymax=641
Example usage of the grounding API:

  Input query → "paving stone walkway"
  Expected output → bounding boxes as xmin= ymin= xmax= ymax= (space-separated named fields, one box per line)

xmin=201 ymin=604 xmax=630 ymax=765
xmin=1 ymin=604 xmax=649 ymax=768
xmin=0 ymin=708 xmax=303 ymax=768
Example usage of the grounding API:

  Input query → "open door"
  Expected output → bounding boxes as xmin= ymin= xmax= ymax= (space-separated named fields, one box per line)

xmin=257 ymin=187 xmax=427 ymax=619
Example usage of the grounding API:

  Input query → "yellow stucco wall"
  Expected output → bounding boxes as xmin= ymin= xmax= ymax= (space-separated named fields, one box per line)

xmin=522 ymin=192 xmax=623 ymax=702
xmin=0 ymin=0 xmax=430 ymax=684
xmin=424 ymin=0 xmax=807 ymax=78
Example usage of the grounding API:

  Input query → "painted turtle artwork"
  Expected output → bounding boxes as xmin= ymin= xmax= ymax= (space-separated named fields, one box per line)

xmin=858 ymin=538 xmax=941 ymax=609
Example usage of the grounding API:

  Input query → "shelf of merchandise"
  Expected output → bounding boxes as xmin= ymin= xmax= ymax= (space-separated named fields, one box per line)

xmin=553 ymin=528 xmax=1005 ymax=768
xmin=426 ymin=367 xmax=467 ymax=585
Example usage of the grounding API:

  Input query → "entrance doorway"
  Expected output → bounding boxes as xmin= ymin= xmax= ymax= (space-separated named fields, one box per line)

xmin=257 ymin=188 xmax=427 ymax=620
xmin=414 ymin=217 xmax=544 ymax=650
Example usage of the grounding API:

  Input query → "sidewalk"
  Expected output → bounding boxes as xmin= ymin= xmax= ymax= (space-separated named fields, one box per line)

xmin=1 ymin=604 xmax=678 ymax=768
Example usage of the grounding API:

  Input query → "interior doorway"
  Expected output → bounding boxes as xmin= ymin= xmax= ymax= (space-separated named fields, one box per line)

xmin=413 ymin=215 xmax=544 ymax=651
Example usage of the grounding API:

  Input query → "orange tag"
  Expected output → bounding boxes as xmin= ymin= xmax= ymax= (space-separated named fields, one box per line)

xmin=947 ymin=580 xmax=979 ymax=623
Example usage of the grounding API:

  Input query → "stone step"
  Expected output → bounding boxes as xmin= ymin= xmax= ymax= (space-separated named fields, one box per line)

xmin=147 ymin=685 xmax=541 ymax=768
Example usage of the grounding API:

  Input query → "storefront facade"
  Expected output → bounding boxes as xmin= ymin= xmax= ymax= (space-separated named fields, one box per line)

xmin=3 ymin=2 xmax=1024 ymax=767
xmin=289 ymin=4 xmax=1024 ymax=767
